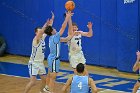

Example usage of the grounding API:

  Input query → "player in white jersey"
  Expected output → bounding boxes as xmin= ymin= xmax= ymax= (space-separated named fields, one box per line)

xmin=62 ymin=63 xmax=97 ymax=93
xmin=68 ymin=21 xmax=93 ymax=75
xmin=132 ymin=51 xmax=140 ymax=93
xmin=23 ymin=12 xmax=54 ymax=93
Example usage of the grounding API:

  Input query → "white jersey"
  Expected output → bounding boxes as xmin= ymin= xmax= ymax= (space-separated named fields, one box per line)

xmin=29 ymin=34 xmax=46 ymax=62
xmin=69 ymin=34 xmax=82 ymax=54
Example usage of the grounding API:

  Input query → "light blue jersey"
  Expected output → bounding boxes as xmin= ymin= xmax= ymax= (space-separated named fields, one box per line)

xmin=70 ymin=75 xmax=89 ymax=93
xmin=48 ymin=32 xmax=60 ymax=72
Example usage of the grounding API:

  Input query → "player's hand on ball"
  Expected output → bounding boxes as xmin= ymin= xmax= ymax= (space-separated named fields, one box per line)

xmin=66 ymin=11 xmax=73 ymax=19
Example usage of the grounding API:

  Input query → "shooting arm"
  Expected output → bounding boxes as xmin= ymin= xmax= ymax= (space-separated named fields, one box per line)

xmin=59 ymin=12 xmax=71 ymax=36
xmin=68 ymin=16 xmax=73 ymax=35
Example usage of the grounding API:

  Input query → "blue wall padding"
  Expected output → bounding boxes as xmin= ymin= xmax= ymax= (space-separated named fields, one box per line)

xmin=117 ymin=0 xmax=139 ymax=72
xmin=0 ymin=0 xmax=139 ymax=72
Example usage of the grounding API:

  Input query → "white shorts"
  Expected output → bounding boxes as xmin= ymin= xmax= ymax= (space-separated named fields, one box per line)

xmin=69 ymin=51 xmax=86 ymax=68
xmin=28 ymin=61 xmax=46 ymax=76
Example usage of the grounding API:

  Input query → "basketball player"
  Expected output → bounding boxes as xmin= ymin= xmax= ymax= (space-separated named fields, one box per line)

xmin=43 ymin=11 xmax=72 ymax=93
xmin=23 ymin=12 xmax=54 ymax=93
xmin=62 ymin=63 xmax=97 ymax=93
xmin=132 ymin=51 xmax=140 ymax=93
xmin=68 ymin=20 xmax=93 ymax=75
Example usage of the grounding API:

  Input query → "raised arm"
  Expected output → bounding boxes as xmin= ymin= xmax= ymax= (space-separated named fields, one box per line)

xmin=41 ymin=11 xmax=55 ymax=39
xmin=60 ymin=12 xmax=74 ymax=42
xmin=48 ymin=11 xmax=54 ymax=26
xmin=42 ymin=11 xmax=54 ymax=29
xmin=62 ymin=77 xmax=73 ymax=93
xmin=68 ymin=15 xmax=73 ymax=35
xmin=133 ymin=51 xmax=140 ymax=72
xmin=81 ymin=22 xmax=93 ymax=37
xmin=59 ymin=11 xmax=72 ymax=36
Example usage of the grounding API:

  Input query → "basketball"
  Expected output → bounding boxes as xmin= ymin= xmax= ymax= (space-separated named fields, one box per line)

xmin=65 ymin=1 xmax=75 ymax=11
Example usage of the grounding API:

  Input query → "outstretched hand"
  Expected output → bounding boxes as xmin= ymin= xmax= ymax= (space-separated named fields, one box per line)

xmin=51 ymin=11 xmax=54 ymax=20
xmin=87 ymin=22 xmax=93 ymax=29
xmin=44 ymin=11 xmax=55 ymax=27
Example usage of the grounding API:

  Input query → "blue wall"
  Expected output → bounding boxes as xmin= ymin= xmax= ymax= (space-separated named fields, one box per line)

xmin=117 ymin=0 xmax=139 ymax=72
xmin=0 ymin=0 xmax=139 ymax=72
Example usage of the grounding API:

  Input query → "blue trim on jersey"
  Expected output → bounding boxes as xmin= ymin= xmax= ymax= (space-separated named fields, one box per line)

xmin=41 ymin=39 xmax=46 ymax=54
xmin=31 ymin=64 xmax=32 ymax=75
xmin=31 ymin=47 xmax=37 ymax=61
xmin=33 ymin=41 xmax=41 ymax=48
xmin=31 ymin=42 xmax=41 ymax=61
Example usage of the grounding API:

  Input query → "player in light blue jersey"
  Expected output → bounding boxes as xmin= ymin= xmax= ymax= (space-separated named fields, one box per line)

xmin=62 ymin=63 xmax=97 ymax=93
xmin=132 ymin=51 xmax=140 ymax=93
xmin=23 ymin=12 xmax=54 ymax=93
xmin=43 ymin=11 xmax=73 ymax=93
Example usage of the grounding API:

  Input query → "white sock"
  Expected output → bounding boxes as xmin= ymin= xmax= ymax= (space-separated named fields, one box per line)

xmin=45 ymin=85 xmax=49 ymax=89
xmin=43 ymin=85 xmax=49 ymax=92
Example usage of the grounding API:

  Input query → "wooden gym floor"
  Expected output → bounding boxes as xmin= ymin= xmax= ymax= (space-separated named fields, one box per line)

xmin=0 ymin=54 xmax=137 ymax=93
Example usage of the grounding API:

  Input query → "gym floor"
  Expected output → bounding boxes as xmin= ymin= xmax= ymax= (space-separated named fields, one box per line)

xmin=0 ymin=54 xmax=137 ymax=93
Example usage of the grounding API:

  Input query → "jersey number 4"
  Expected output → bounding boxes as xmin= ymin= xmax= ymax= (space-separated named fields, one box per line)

xmin=77 ymin=41 xmax=79 ymax=46
xmin=78 ymin=82 xmax=82 ymax=89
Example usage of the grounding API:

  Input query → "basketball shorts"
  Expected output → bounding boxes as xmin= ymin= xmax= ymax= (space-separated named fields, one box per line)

xmin=28 ymin=61 xmax=46 ymax=76
xmin=48 ymin=58 xmax=60 ymax=73
xmin=69 ymin=51 xmax=86 ymax=68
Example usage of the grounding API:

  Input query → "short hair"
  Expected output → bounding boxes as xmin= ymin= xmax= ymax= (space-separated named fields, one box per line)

xmin=44 ymin=26 xmax=53 ymax=36
xmin=34 ymin=27 xmax=42 ymax=33
xmin=72 ymin=22 xmax=78 ymax=28
xmin=76 ymin=63 xmax=85 ymax=73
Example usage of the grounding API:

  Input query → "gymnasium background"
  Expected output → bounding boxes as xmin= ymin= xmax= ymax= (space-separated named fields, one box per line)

xmin=0 ymin=0 xmax=139 ymax=73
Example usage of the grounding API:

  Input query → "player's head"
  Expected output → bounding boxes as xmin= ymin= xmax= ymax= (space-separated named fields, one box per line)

xmin=76 ymin=63 xmax=85 ymax=74
xmin=34 ymin=27 xmax=43 ymax=35
xmin=44 ymin=26 xmax=56 ymax=36
xmin=72 ymin=22 xmax=78 ymax=31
